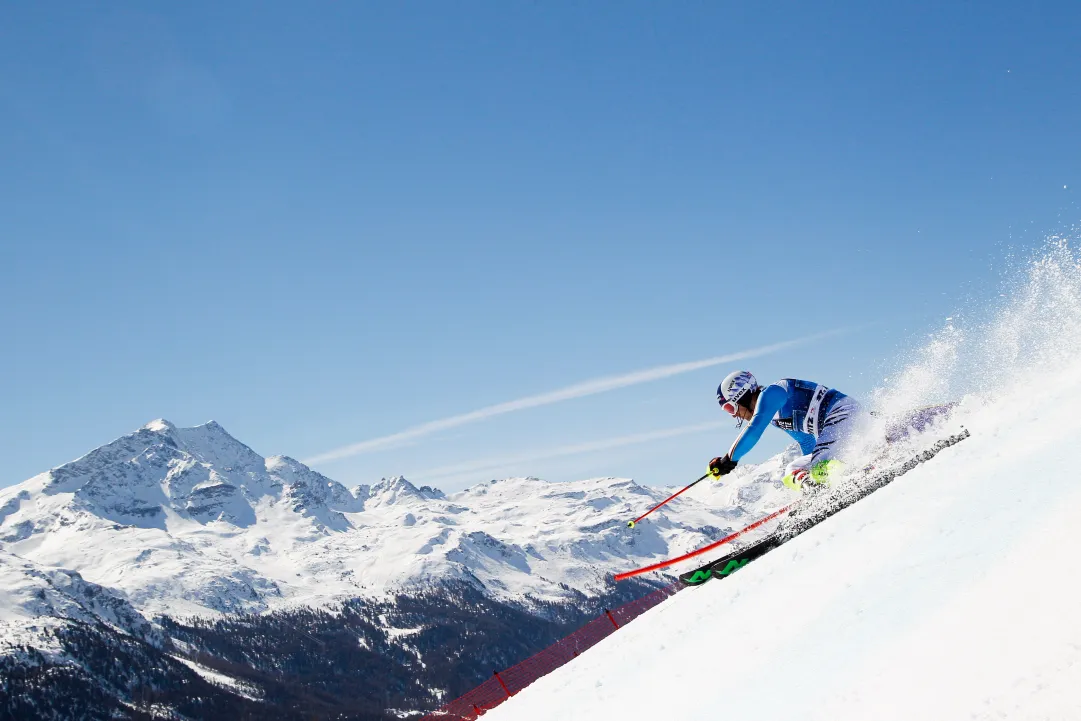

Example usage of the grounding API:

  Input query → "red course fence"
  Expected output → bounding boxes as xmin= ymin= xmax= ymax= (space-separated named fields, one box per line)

xmin=419 ymin=583 xmax=683 ymax=720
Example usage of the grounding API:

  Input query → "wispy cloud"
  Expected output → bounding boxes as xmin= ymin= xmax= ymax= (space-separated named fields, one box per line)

xmin=304 ymin=329 xmax=847 ymax=465
xmin=411 ymin=420 xmax=726 ymax=485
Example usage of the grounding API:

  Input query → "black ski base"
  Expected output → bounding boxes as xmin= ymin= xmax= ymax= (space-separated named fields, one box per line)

xmin=678 ymin=535 xmax=781 ymax=586
xmin=678 ymin=428 xmax=971 ymax=587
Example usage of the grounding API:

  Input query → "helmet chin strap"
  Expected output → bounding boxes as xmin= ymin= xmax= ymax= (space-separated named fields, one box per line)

xmin=733 ymin=389 xmax=757 ymax=429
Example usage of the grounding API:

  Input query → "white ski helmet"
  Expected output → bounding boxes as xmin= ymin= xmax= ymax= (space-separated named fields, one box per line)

xmin=717 ymin=370 xmax=759 ymax=412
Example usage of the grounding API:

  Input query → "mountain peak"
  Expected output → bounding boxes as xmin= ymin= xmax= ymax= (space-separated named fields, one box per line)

xmin=417 ymin=484 xmax=447 ymax=500
xmin=373 ymin=475 xmax=419 ymax=493
xmin=265 ymin=454 xmax=303 ymax=473
xmin=172 ymin=421 xmax=264 ymax=474
xmin=367 ymin=476 xmax=435 ymax=506
xmin=143 ymin=419 xmax=176 ymax=433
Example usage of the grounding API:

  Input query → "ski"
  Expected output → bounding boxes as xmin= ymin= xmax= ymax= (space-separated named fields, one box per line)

xmin=678 ymin=534 xmax=781 ymax=585
xmin=678 ymin=428 xmax=971 ymax=587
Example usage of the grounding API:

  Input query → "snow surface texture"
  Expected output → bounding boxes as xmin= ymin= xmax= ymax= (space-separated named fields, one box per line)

xmin=484 ymin=239 xmax=1081 ymax=721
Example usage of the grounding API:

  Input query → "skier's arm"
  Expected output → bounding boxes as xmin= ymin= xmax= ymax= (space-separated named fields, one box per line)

xmin=728 ymin=383 xmax=787 ymax=462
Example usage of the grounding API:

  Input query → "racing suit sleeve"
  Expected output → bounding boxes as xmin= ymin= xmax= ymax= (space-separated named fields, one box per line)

xmin=728 ymin=383 xmax=787 ymax=462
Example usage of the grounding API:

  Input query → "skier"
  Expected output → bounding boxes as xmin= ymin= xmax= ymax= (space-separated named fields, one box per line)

xmin=708 ymin=371 xmax=863 ymax=490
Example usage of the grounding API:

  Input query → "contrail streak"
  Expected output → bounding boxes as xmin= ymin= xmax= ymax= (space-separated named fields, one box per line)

xmin=304 ymin=329 xmax=847 ymax=465
xmin=412 ymin=420 xmax=727 ymax=484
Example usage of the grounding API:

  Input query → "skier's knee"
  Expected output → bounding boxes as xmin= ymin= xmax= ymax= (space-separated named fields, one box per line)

xmin=811 ymin=458 xmax=843 ymax=484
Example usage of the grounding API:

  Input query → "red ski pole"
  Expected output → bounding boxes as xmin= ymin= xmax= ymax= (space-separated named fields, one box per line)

xmin=627 ymin=473 xmax=711 ymax=528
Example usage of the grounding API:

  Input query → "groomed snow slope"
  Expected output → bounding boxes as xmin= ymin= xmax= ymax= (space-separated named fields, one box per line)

xmin=487 ymin=242 xmax=1081 ymax=721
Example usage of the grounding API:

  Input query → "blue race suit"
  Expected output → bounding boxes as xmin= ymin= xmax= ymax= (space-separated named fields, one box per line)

xmin=729 ymin=379 xmax=862 ymax=473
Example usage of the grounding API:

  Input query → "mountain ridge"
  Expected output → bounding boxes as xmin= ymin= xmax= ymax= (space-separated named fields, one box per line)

xmin=0 ymin=417 xmax=794 ymax=719
xmin=0 ymin=418 xmax=784 ymax=621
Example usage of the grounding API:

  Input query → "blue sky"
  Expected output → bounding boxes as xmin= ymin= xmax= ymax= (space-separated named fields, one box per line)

xmin=2 ymin=2 xmax=1078 ymax=492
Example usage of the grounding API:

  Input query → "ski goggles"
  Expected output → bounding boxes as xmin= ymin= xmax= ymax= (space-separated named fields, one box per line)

xmin=719 ymin=387 xmax=751 ymax=417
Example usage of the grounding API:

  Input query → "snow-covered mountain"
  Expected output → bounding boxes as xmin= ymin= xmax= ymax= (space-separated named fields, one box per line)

xmin=0 ymin=548 xmax=155 ymax=654
xmin=0 ymin=417 xmax=794 ymax=622
xmin=0 ymin=417 xmax=807 ymax=719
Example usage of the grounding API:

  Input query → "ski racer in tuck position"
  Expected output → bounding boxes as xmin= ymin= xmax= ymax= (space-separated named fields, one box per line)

xmin=708 ymin=371 xmax=864 ymax=490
